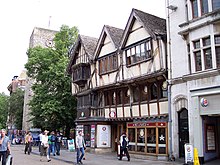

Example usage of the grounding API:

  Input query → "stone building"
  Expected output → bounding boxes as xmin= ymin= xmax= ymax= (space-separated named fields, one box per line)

xmin=22 ymin=27 xmax=57 ymax=131
xmin=167 ymin=0 xmax=220 ymax=163
xmin=68 ymin=8 xmax=168 ymax=158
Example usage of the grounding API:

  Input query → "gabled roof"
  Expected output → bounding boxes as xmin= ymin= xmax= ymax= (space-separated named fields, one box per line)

xmin=94 ymin=25 xmax=124 ymax=60
xmin=121 ymin=8 xmax=166 ymax=48
xmin=67 ymin=34 xmax=98 ymax=74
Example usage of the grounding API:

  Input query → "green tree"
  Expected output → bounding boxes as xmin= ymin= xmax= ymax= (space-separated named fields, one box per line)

xmin=8 ymin=89 xmax=24 ymax=130
xmin=0 ymin=92 xmax=9 ymax=128
xmin=25 ymin=25 xmax=78 ymax=137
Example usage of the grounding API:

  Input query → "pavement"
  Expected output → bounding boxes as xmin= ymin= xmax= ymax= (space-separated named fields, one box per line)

xmin=10 ymin=144 xmax=184 ymax=165
xmin=10 ymin=145 xmax=220 ymax=165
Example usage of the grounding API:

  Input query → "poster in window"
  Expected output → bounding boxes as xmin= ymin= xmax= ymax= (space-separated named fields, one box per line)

xmin=97 ymin=125 xmax=111 ymax=147
xmin=206 ymin=125 xmax=215 ymax=151
xmin=90 ymin=125 xmax=95 ymax=148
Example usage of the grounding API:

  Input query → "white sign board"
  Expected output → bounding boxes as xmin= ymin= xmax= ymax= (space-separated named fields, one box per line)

xmin=97 ymin=125 xmax=111 ymax=147
xmin=184 ymin=143 xmax=194 ymax=164
xmin=68 ymin=139 xmax=75 ymax=152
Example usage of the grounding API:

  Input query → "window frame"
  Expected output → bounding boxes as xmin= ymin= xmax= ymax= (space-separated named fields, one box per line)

xmin=125 ymin=39 xmax=152 ymax=66
xmin=98 ymin=53 xmax=118 ymax=75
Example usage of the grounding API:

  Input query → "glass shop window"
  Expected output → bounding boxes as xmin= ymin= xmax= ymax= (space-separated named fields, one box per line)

xmin=158 ymin=128 xmax=166 ymax=154
xmin=147 ymin=128 xmax=156 ymax=154
xmin=128 ymin=128 xmax=135 ymax=151
xmin=137 ymin=128 xmax=145 ymax=152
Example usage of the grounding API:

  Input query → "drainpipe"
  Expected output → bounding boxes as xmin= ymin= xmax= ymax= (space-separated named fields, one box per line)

xmin=167 ymin=80 xmax=173 ymax=161
xmin=166 ymin=0 xmax=173 ymax=161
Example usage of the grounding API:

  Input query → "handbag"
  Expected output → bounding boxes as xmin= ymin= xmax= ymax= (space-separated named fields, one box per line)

xmin=42 ymin=142 xmax=49 ymax=148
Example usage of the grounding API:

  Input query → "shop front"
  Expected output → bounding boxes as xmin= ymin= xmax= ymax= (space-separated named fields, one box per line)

xmin=199 ymin=94 xmax=220 ymax=162
xmin=76 ymin=122 xmax=112 ymax=153
xmin=127 ymin=121 xmax=168 ymax=157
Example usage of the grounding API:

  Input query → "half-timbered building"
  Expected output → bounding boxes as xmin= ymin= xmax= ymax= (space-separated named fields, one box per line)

xmin=68 ymin=8 xmax=168 ymax=158
xmin=67 ymin=34 xmax=98 ymax=147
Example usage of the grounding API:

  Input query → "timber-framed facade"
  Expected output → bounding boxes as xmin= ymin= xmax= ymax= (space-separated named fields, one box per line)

xmin=67 ymin=8 xmax=168 ymax=158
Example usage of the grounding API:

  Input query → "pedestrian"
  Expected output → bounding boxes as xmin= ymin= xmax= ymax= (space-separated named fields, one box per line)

xmin=118 ymin=132 xmax=130 ymax=161
xmin=24 ymin=132 xmax=33 ymax=155
xmin=38 ymin=131 xmax=44 ymax=152
xmin=0 ymin=129 xmax=11 ymax=165
xmin=40 ymin=130 xmax=51 ymax=162
xmin=75 ymin=130 xmax=86 ymax=165
xmin=48 ymin=131 xmax=56 ymax=156
xmin=55 ymin=132 xmax=62 ymax=156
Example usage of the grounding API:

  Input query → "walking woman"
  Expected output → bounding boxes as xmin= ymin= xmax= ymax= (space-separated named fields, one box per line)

xmin=40 ymin=130 xmax=51 ymax=162
xmin=0 ymin=129 xmax=10 ymax=165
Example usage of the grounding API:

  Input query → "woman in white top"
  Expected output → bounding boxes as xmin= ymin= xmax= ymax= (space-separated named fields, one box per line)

xmin=40 ymin=130 xmax=51 ymax=162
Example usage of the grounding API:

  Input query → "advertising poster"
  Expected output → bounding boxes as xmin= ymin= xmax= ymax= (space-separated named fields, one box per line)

xmin=97 ymin=125 xmax=111 ymax=147
xmin=90 ymin=125 xmax=96 ymax=148
xmin=68 ymin=139 xmax=75 ymax=152
xmin=184 ymin=143 xmax=194 ymax=164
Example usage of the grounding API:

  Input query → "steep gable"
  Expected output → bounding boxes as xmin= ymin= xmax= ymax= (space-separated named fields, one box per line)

xmin=121 ymin=8 xmax=166 ymax=48
xmin=94 ymin=25 xmax=124 ymax=59
xmin=67 ymin=34 xmax=98 ymax=74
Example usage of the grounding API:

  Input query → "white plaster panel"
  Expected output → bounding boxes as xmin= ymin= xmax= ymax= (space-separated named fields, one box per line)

xmin=132 ymin=105 xmax=139 ymax=117
xmin=140 ymin=104 xmax=148 ymax=116
xmin=117 ymin=107 xmax=123 ymax=118
xmin=149 ymin=103 xmax=158 ymax=116
xmin=125 ymin=20 xmax=150 ymax=47
xmin=105 ymin=108 xmax=110 ymax=118
xmin=159 ymin=101 xmax=168 ymax=114
xmin=99 ymin=36 xmax=115 ymax=57
xmin=124 ymin=106 xmax=131 ymax=117
xmin=99 ymin=72 xmax=117 ymax=86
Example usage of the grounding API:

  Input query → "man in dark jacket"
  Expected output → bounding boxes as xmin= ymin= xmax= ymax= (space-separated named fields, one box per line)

xmin=55 ymin=132 xmax=62 ymax=155
xmin=119 ymin=132 xmax=130 ymax=161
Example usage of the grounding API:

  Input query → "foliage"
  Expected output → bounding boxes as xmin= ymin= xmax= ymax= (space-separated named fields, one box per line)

xmin=8 ymin=89 xmax=24 ymax=130
xmin=0 ymin=93 xmax=9 ymax=129
xmin=25 ymin=25 xmax=78 ymax=136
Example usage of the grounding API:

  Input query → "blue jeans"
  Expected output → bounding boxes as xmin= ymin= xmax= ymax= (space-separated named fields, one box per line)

xmin=56 ymin=142 xmax=61 ymax=155
xmin=48 ymin=143 xmax=55 ymax=156
xmin=0 ymin=151 xmax=7 ymax=165
xmin=76 ymin=147 xmax=85 ymax=163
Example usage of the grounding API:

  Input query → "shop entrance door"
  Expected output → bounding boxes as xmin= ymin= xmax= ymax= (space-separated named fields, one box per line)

xmin=178 ymin=108 xmax=189 ymax=158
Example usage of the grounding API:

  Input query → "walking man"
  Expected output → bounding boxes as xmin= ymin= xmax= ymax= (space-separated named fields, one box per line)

xmin=55 ymin=132 xmax=62 ymax=155
xmin=75 ymin=130 xmax=86 ymax=165
xmin=119 ymin=132 xmax=130 ymax=161
xmin=24 ymin=132 xmax=33 ymax=155
xmin=0 ymin=129 xmax=10 ymax=165
xmin=48 ymin=131 xmax=56 ymax=156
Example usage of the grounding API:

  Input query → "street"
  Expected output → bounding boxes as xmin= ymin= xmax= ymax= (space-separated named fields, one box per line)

xmin=10 ymin=145 xmax=183 ymax=165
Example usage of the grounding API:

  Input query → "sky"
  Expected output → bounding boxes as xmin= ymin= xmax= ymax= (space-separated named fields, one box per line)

xmin=0 ymin=0 xmax=166 ymax=95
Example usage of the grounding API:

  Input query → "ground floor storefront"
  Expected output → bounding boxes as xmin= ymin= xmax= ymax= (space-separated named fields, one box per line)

xmin=190 ymin=87 xmax=220 ymax=163
xmin=75 ymin=118 xmax=169 ymax=159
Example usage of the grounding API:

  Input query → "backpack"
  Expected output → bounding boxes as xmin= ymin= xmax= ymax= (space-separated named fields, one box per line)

xmin=51 ymin=135 xmax=56 ymax=142
xmin=122 ymin=136 xmax=128 ymax=149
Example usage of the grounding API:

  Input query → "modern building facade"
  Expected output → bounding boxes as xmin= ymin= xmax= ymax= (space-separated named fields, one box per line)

xmin=168 ymin=0 xmax=220 ymax=163
xmin=68 ymin=8 xmax=168 ymax=158
xmin=22 ymin=27 xmax=57 ymax=131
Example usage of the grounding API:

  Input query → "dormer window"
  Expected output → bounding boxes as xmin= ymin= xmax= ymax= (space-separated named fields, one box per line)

xmin=98 ymin=53 xmax=118 ymax=75
xmin=126 ymin=39 xmax=152 ymax=66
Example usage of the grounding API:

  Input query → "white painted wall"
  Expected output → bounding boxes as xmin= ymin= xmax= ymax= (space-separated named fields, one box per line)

xmin=99 ymin=35 xmax=116 ymax=57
